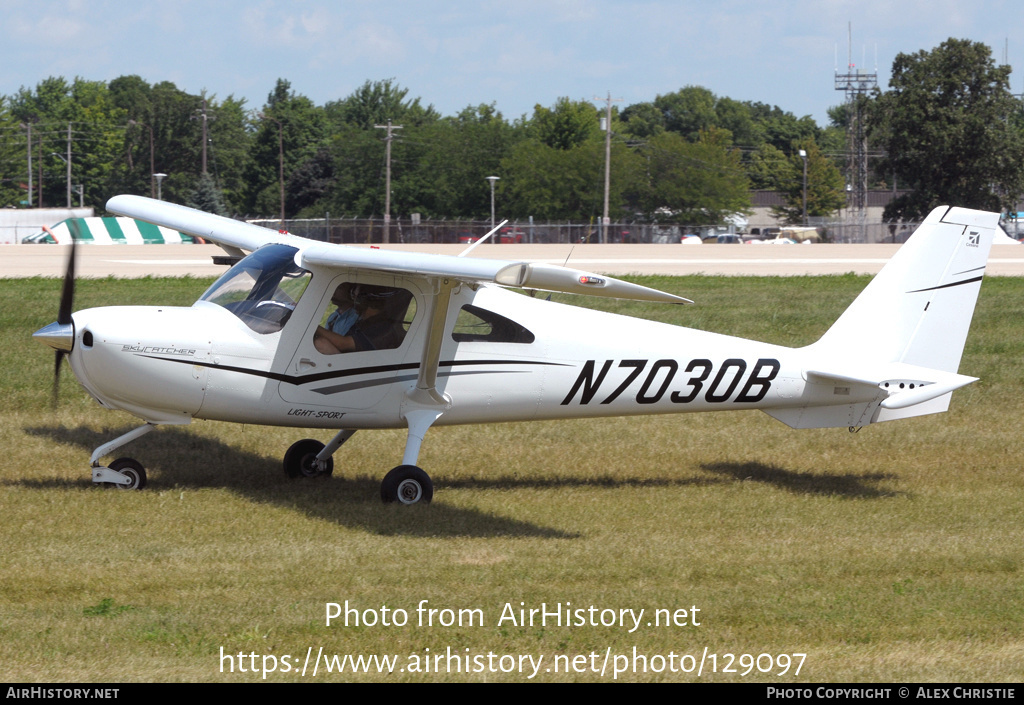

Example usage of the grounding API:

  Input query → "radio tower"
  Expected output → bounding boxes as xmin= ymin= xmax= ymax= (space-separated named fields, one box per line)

xmin=834 ymin=23 xmax=877 ymax=236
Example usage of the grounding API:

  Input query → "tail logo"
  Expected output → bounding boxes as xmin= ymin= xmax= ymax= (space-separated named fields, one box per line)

xmin=967 ymin=230 xmax=980 ymax=248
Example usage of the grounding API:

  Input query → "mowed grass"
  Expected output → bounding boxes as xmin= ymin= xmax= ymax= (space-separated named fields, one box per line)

xmin=0 ymin=273 xmax=1022 ymax=682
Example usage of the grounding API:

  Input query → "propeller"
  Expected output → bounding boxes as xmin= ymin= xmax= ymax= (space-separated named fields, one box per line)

xmin=53 ymin=237 xmax=77 ymax=406
xmin=33 ymin=227 xmax=78 ymax=408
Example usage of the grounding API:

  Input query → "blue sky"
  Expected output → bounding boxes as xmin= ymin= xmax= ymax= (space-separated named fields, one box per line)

xmin=2 ymin=0 xmax=1020 ymax=126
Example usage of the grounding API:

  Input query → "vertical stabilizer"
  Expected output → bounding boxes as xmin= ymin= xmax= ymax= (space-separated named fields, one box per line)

xmin=811 ymin=206 xmax=996 ymax=373
xmin=764 ymin=206 xmax=996 ymax=428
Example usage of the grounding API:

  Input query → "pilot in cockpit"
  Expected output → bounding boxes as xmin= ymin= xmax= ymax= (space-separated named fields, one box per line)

xmin=313 ymin=284 xmax=410 ymax=355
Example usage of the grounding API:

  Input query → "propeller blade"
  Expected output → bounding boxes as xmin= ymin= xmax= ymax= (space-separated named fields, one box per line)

xmin=52 ymin=350 xmax=65 ymax=410
xmin=52 ymin=236 xmax=77 ymax=407
xmin=58 ymin=231 xmax=78 ymax=325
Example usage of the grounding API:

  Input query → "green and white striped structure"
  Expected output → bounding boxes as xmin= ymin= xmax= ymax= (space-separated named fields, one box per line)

xmin=45 ymin=217 xmax=195 ymax=244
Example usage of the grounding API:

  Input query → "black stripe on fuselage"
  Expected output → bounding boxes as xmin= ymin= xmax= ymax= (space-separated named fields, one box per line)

xmin=137 ymin=354 xmax=566 ymax=388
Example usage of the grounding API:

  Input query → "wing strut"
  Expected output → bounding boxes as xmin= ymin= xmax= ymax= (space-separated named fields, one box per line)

xmin=399 ymin=278 xmax=456 ymax=467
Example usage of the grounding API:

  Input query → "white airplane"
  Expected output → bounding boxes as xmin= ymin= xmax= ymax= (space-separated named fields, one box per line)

xmin=34 ymin=197 xmax=997 ymax=504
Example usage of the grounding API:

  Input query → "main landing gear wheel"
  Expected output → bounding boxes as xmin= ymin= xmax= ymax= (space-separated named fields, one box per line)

xmin=380 ymin=465 xmax=433 ymax=505
xmin=283 ymin=439 xmax=333 ymax=478
xmin=108 ymin=457 xmax=147 ymax=490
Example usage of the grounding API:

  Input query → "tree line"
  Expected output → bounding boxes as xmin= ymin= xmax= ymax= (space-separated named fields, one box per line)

xmin=1 ymin=38 xmax=1021 ymax=225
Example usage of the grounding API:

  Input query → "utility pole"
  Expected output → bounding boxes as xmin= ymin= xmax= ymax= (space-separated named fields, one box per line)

xmin=257 ymin=112 xmax=285 ymax=224
xmin=65 ymin=123 xmax=72 ymax=208
xmin=37 ymin=135 xmax=43 ymax=208
xmin=374 ymin=120 xmax=402 ymax=243
xmin=200 ymin=100 xmax=208 ymax=173
xmin=128 ymin=120 xmax=155 ymax=198
xmin=20 ymin=122 xmax=32 ymax=207
xmin=594 ymin=92 xmax=621 ymax=243
xmin=192 ymin=99 xmax=212 ymax=174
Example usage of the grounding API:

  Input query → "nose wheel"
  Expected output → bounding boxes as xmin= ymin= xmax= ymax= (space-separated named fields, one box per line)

xmin=93 ymin=457 xmax=147 ymax=490
xmin=380 ymin=465 xmax=433 ymax=505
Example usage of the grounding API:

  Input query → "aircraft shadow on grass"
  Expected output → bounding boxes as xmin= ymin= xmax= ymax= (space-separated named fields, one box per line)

xmin=21 ymin=424 xmax=578 ymax=539
xmin=700 ymin=461 xmax=904 ymax=498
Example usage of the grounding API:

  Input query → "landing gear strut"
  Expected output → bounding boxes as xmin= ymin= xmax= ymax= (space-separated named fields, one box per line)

xmin=90 ymin=423 xmax=156 ymax=490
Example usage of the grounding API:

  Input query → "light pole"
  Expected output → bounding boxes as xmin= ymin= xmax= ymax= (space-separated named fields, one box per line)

xmin=799 ymin=149 xmax=808 ymax=226
xmin=486 ymin=176 xmax=499 ymax=241
xmin=154 ymin=173 xmax=167 ymax=201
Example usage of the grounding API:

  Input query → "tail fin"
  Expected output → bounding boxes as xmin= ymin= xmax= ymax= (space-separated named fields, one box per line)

xmin=767 ymin=206 xmax=997 ymax=428
xmin=813 ymin=206 xmax=996 ymax=372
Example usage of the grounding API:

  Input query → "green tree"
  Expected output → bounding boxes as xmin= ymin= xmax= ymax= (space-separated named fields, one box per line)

xmin=243 ymin=79 xmax=327 ymax=217
xmin=8 ymin=77 xmax=125 ymax=209
xmin=0 ymin=102 xmax=28 ymax=207
xmin=619 ymin=101 xmax=665 ymax=138
xmin=325 ymin=78 xmax=438 ymax=130
xmin=314 ymin=79 xmax=441 ymax=218
xmin=770 ymin=140 xmax=846 ymax=224
xmin=653 ymin=86 xmax=717 ymax=141
xmin=530 ymin=97 xmax=599 ymax=150
xmin=745 ymin=102 xmax=820 ymax=152
xmin=407 ymin=104 xmax=524 ymax=218
xmin=747 ymin=143 xmax=791 ymax=190
xmin=107 ymin=77 xmax=251 ymax=211
xmin=500 ymin=99 xmax=637 ymax=220
xmin=869 ymin=38 xmax=1024 ymax=220
xmin=187 ymin=171 xmax=227 ymax=215
xmin=632 ymin=129 xmax=750 ymax=224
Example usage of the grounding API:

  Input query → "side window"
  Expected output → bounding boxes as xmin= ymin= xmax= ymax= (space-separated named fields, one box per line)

xmin=313 ymin=282 xmax=416 ymax=355
xmin=451 ymin=305 xmax=534 ymax=344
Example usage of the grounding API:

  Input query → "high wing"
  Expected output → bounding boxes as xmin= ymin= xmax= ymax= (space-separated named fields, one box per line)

xmin=106 ymin=195 xmax=691 ymax=305
xmin=107 ymin=195 xmax=692 ymax=460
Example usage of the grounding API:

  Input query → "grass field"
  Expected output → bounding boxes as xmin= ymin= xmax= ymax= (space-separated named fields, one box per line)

xmin=1 ymin=273 xmax=1021 ymax=682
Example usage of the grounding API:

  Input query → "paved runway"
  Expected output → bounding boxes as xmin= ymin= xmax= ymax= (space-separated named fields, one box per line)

xmin=4 ymin=242 xmax=1024 ymax=278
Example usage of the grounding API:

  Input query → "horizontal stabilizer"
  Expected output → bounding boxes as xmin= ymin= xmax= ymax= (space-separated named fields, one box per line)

xmin=805 ymin=362 xmax=977 ymax=411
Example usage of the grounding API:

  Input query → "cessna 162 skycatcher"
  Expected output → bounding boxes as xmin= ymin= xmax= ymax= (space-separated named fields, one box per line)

xmin=33 ymin=197 xmax=997 ymax=504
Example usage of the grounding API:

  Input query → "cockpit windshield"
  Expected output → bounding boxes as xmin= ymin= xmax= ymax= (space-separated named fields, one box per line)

xmin=199 ymin=244 xmax=311 ymax=334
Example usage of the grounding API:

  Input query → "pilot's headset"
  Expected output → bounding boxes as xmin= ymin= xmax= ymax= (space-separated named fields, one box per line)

xmin=352 ymin=284 xmax=398 ymax=312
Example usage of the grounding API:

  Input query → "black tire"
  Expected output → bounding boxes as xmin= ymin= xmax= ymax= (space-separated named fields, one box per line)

xmin=380 ymin=465 xmax=433 ymax=505
xmin=108 ymin=457 xmax=147 ymax=490
xmin=283 ymin=439 xmax=333 ymax=478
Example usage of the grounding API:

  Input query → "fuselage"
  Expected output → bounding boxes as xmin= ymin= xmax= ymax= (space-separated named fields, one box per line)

xmin=64 ymin=278 xmax=868 ymax=431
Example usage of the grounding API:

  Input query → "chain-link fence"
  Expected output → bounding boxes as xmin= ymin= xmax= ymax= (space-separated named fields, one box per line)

xmin=250 ymin=217 xmax=751 ymax=245
xmin=817 ymin=219 xmax=924 ymax=244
